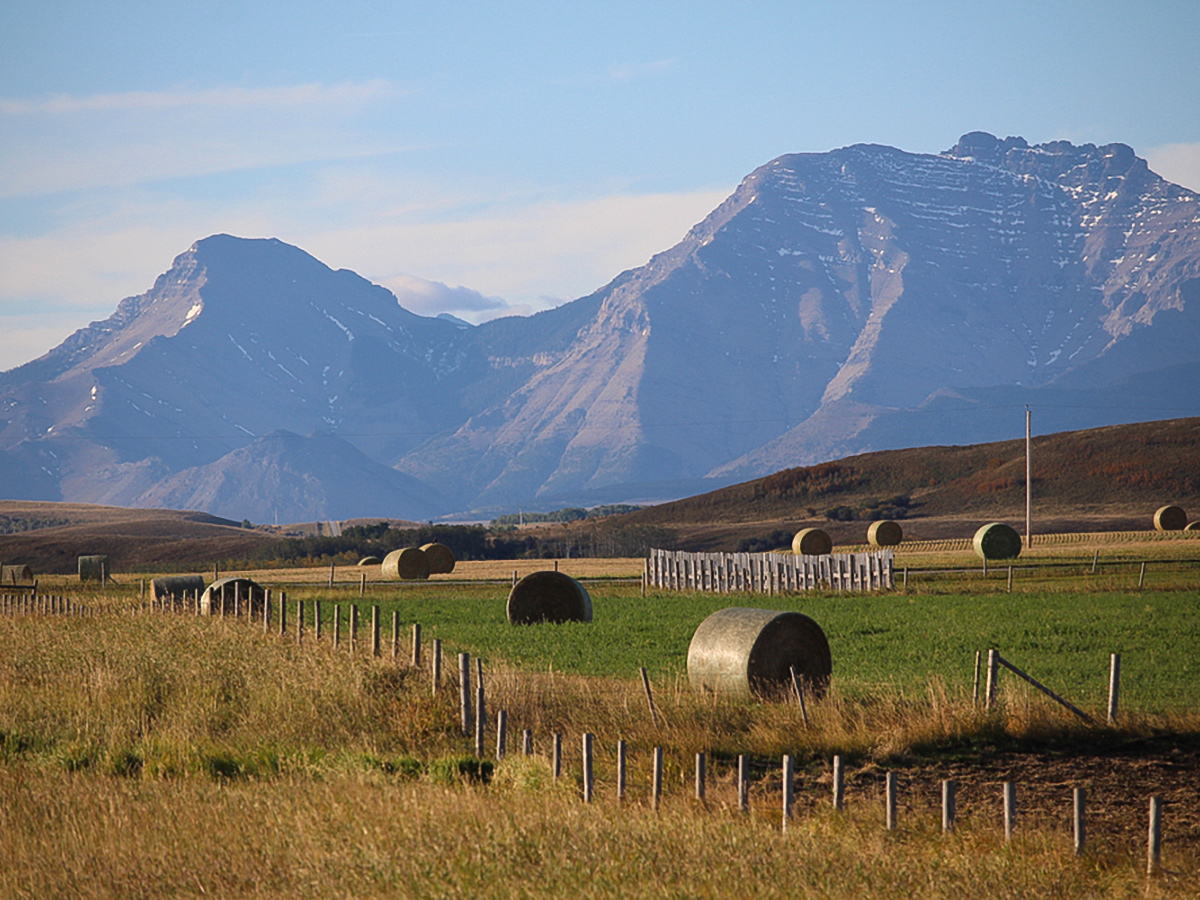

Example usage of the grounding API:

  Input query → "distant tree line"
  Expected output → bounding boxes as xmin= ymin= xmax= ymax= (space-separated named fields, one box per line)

xmin=490 ymin=504 xmax=642 ymax=527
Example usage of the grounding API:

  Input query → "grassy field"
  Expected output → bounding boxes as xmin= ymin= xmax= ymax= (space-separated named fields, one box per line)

xmin=3 ymin=540 xmax=1199 ymax=898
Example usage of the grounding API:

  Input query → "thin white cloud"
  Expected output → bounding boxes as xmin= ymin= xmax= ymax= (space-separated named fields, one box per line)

xmin=1146 ymin=142 xmax=1200 ymax=194
xmin=0 ymin=80 xmax=399 ymax=116
xmin=606 ymin=59 xmax=675 ymax=81
xmin=382 ymin=273 xmax=507 ymax=317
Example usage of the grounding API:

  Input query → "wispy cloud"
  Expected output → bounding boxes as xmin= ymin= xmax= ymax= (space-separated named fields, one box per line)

xmin=382 ymin=273 xmax=507 ymax=318
xmin=606 ymin=59 xmax=675 ymax=81
xmin=0 ymin=80 xmax=400 ymax=116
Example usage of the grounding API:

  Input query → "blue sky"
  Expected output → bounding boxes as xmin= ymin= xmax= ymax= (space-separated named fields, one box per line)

xmin=2 ymin=0 xmax=1199 ymax=370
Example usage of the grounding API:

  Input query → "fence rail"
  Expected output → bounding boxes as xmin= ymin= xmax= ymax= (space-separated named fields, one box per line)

xmin=645 ymin=548 xmax=893 ymax=594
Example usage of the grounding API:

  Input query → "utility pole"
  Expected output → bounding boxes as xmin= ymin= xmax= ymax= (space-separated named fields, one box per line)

xmin=1025 ymin=406 xmax=1032 ymax=549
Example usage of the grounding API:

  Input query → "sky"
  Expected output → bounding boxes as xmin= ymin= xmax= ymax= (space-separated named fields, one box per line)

xmin=2 ymin=0 xmax=1199 ymax=371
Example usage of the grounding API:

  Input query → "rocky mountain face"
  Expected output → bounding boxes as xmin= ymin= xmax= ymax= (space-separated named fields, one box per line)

xmin=2 ymin=133 xmax=1198 ymax=520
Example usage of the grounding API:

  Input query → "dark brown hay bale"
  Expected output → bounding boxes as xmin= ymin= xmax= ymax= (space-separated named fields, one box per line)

xmin=78 ymin=555 xmax=108 ymax=583
xmin=357 ymin=556 xmax=382 ymax=567
xmin=1 ymin=564 xmax=33 ymax=586
xmin=687 ymin=607 xmax=831 ymax=700
xmin=1154 ymin=505 xmax=1187 ymax=531
xmin=381 ymin=547 xmax=430 ymax=581
xmin=200 ymin=577 xmax=266 ymax=616
xmin=150 ymin=575 xmax=205 ymax=603
xmin=507 ymin=571 xmax=592 ymax=625
xmin=866 ymin=520 xmax=903 ymax=547
xmin=420 ymin=542 xmax=456 ymax=574
xmin=791 ymin=527 xmax=832 ymax=556
xmin=972 ymin=522 xmax=1022 ymax=560
xmin=1185 ymin=521 xmax=1200 ymax=532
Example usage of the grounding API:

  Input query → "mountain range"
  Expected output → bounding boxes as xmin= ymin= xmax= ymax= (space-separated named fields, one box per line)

xmin=2 ymin=132 xmax=1199 ymax=521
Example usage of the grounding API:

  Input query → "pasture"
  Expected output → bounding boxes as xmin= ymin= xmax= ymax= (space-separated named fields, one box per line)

xmin=1 ymin=535 xmax=1198 ymax=898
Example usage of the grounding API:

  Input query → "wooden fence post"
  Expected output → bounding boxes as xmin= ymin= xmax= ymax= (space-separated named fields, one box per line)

xmin=459 ymin=653 xmax=472 ymax=735
xmin=391 ymin=611 xmax=399 ymax=659
xmin=432 ymin=639 xmax=442 ymax=694
xmin=1107 ymin=653 xmax=1121 ymax=724
xmin=333 ymin=604 xmax=341 ymax=649
xmin=973 ymin=650 xmax=982 ymax=705
xmin=639 ymin=667 xmax=660 ymax=726
xmin=496 ymin=709 xmax=507 ymax=759
xmin=886 ymin=772 xmax=898 ymax=830
xmin=553 ymin=733 xmax=562 ymax=780
xmin=942 ymin=780 xmax=956 ymax=833
xmin=832 ymin=755 xmax=844 ymax=811
xmin=782 ymin=755 xmax=794 ymax=830
xmin=616 ymin=739 xmax=627 ymax=801
xmin=738 ymin=754 xmax=749 ymax=813
xmin=985 ymin=649 xmax=998 ymax=708
xmin=314 ymin=600 xmax=322 ymax=641
xmin=350 ymin=604 xmax=359 ymax=652
xmin=371 ymin=605 xmax=380 ymax=657
xmin=412 ymin=623 xmax=422 ymax=667
xmin=359 ymin=571 xmax=366 ymax=596
xmin=296 ymin=598 xmax=304 ymax=644
xmin=582 ymin=733 xmax=594 ymax=803
xmin=654 ymin=747 xmax=664 ymax=811
xmin=1003 ymin=781 xmax=1016 ymax=841
xmin=523 ymin=729 xmax=533 ymax=756
xmin=474 ymin=684 xmax=486 ymax=757
xmin=1147 ymin=796 xmax=1162 ymax=875
xmin=1138 ymin=561 xmax=1147 ymax=588
xmin=279 ymin=591 xmax=287 ymax=636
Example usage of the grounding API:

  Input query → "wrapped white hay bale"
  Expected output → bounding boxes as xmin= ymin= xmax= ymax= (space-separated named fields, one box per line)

xmin=200 ymin=577 xmax=266 ymax=616
xmin=78 ymin=555 xmax=109 ymax=583
xmin=866 ymin=520 xmax=903 ymax=547
xmin=792 ymin=527 xmax=832 ymax=555
xmin=1 ymin=564 xmax=34 ymax=586
xmin=150 ymin=575 xmax=205 ymax=605
xmin=357 ymin=556 xmax=382 ymax=566
xmin=381 ymin=547 xmax=430 ymax=581
xmin=687 ymin=607 xmax=831 ymax=699
xmin=507 ymin=571 xmax=592 ymax=625
xmin=972 ymin=522 xmax=1022 ymax=560
xmin=1153 ymin=505 xmax=1187 ymax=532
xmin=420 ymin=542 xmax=456 ymax=574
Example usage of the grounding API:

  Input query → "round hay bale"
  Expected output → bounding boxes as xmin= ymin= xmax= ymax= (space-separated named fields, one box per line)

xmin=972 ymin=522 xmax=1022 ymax=560
xmin=866 ymin=520 xmax=903 ymax=547
xmin=687 ymin=607 xmax=831 ymax=700
xmin=507 ymin=571 xmax=592 ymax=625
xmin=200 ymin=577 xmax=266 ymax=616
xmin=791 ymin=527 xmax=833 ymax=556
xmin=357 ymin=556 xmax=382 ymax=567
xmin=78 ymin=555 xmax=109 ymax=583
xmin=420 ymin=542 xmax=456 ymax=574
xmin=150 ymin=575 xmax=205 ymax=604
xmin=1185 ymin=521 xmax=1200 ymax=532
xmin=1153 ymin=505 xmax=1187 ymax=532
xmin=381 ymin=547 xmax=430 ymax=581
xmin=1 ymin=564 xmax=33 ymax=586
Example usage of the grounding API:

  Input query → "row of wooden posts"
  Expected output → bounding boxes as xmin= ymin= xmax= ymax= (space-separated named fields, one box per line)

xmin=645 ymin=548 xmax=894 ymax=594
xmin=0 ymin=594 xmax=91 ymax=616
xmin=445 ymin=692 xmax=1172 ymax=877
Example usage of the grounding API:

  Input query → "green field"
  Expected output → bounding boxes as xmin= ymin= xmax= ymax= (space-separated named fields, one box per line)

xmin=275 ymin=581 xmax=1200 ymax=713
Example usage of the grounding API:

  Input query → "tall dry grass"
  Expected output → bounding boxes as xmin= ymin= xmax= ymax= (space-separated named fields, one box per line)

xmin=2 ymin=608 xmax=1197 ymax=898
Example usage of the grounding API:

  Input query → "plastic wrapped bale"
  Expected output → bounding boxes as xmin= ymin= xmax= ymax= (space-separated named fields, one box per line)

xmin=78 ymin=555 xmax=109 ymax=583
xmin=687 ymin=607 xmax=832 ymax=700
xmin=791 ymin=527 xmax=832 ymax=556
xmin=972 ymin=522 xmax=1022 ymax=560
xmin=200 ymin=577 xmax=266 ymax=616
xmin=1 ymin=564 xmax=34 ymax=586
xmin=507 ymin=571 xmax=592 ymax=625
xmin=1154 ymin=506 xmax=1187 ymax=532
xmin=420 ymin=542 xmax=456 ymax=574
xmin=357 ymin=556 xmax=382 ymax=567
xmin=150 ymin=575 xmax=205 ymax=607
xmin=866 ymin=520 xmax=903 ymax=547
xmin=381 ymin=547 xmax=430 ymax=581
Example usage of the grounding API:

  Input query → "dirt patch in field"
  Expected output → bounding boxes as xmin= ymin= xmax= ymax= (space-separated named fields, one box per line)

xmin=789 ymin=736 xmax=1200 ymax=851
